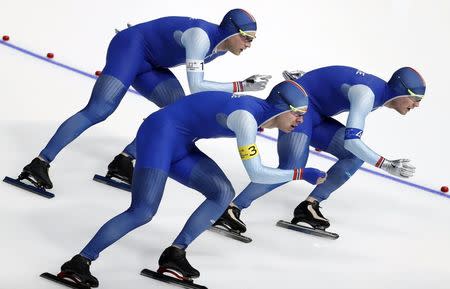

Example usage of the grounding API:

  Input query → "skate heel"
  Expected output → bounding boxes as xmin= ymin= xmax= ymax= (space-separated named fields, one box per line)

xmin=18 ymin=171 xmax=48 ymax=189
xmin=108 ymin=172 xmax=128 ymax=183
xmin=291 ymin=217 xmax=300 ymax=224
xmin=141 ymin=268 xmax=207 ymax=289
xmin=105 ymin=154 xmax=133 ymax=184
xmin=41 ymin=271 xmax=92 ymax=289
xmin=18 ymin=171 xmax=29 ymax=180
xmin=105 ymin=169 xmax=131 ymax=184
xmin=157 ymin=267 xmax=193 ymax=282
xmin=57 ymin=271 xmax=83 ymax=284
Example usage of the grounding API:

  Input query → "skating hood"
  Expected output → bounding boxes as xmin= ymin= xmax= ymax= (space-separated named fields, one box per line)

xmin=261 ymin=80 xmax=309 ymax=126
xmin=217 ymin=9 xmax=257 ymax=43
xmin=383 ymin=67 xmax=426 ymax=105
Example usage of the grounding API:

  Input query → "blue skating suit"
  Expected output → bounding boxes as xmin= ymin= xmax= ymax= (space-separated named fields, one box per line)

xmin=39 ymin=16 xmax=239 ymax=162
xmin=233 ymin=65 xmax=401 ymax=208
xmin=79 ymin=90 xmax=297 ymax=260
xmin=104 ymin=17 xmax=228 ymax=86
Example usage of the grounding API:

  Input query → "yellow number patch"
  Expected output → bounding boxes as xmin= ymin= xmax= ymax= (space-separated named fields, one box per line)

xmin=239 ymin=144 xmax=259 ymax=160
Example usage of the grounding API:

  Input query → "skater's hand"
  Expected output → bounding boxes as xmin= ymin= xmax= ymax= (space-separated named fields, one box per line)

xmin=380 ymin=158 xmax=415 ymax=178
xmin=282 ymin=70 xmax=305 ymax=81
xmin=301 ymin=168 xmax=327 ymax=185
xmin=240 ymin=74 xmax=271 ymax=91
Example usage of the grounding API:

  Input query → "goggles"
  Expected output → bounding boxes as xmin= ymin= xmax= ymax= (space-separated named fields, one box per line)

xmin=229 ymin=18 xmax=256 ymax=42
xmin=399 ymin=77 xmax=424 ymax=102
xmin=290 ymin=105 xmax=308 ymax=116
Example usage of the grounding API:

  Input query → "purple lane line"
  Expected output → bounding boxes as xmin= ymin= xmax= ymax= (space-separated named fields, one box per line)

xmin=0 ymin=40 xmax=139 ymax=95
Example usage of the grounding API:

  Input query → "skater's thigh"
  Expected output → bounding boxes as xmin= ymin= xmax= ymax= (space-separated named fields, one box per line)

xmin=102 ymin=30 xmax=150 ymax=87
xmin=310 ymin=117 xmax=347 ymax=156
xmin=130 ymin=167 xmax=168 ymax=212
xmin=132 ymin=68 xmax=186 ymax=107
xmin=169 ymin=147 xmax=235 ymax=202
xmin=81 ymin=75 xmax=129 ymax=116
xmin=135 ymin=115 xmax=176 ymax=172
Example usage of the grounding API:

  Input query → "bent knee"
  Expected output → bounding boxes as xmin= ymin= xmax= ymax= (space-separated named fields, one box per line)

xmin=210 ymin=187 xmax=235 ymax=207
xmin=127 ymin=206 xmax=157 ymax=226
xmin=345 ymin=156 xmax=364 ymax=175
xmin=81 ymin=102 xmax=116 ymax=124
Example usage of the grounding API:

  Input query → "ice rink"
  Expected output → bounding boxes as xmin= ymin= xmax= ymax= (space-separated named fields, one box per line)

xmin=1 ymin=1 xmax=449 ymax=288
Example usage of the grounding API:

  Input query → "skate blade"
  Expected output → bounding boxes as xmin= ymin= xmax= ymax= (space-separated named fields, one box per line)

xmin=208 ymin=225 xmax=252 ymax=243
xmin=92 ymin=174 xmax=131 ymax=192
xmin=40 ymin=272 xmax=91 ymax=289
xmin=276 ymin=220 xmax=339 ymax=240
xmin=3 ymin=176 xmax=54 ymax=198
xmin=141 ymin=268 xmax=207 ymax=289
xmin=106 ymin=171 xmax=131 ymax=184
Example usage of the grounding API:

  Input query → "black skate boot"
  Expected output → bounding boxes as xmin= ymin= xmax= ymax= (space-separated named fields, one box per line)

xmin=106 ymin=154 xmax=133 ymax=184
xmin=157 ymin=246 xmax=200 ymax=280
xmin=214 ymin=205 xmax=247 ymax=233
xmin=58 ymin=255 xmax=99 ymax=288
xmin=20 ymin=157 xmax=53 ymax=189
xmin=291 ymin=200 xmax=330 ymax=229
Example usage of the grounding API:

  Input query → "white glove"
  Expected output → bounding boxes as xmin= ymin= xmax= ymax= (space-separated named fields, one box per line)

xmin=239 ymin=74 xmax=272 ymax=91
xmin=282 ymin=70 xmax=305 ymax=81
xmin=380 ymin=158 xmax=416 ymax=178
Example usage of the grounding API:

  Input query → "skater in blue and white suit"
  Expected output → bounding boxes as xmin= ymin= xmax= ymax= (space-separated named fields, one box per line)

xmin=53 ymin=81 xmax=326 ymax=287
xmin=20 ymin=9 xmax=271 ymax=190
xmin=218 ymin=66 xmax=426 ymax=232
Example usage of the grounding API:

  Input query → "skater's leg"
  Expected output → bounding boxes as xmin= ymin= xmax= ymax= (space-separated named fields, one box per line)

xmin=38 ymin=30 xmax=147 ymax=163
xmin=168 ymin=147 xmax=235 ymax=248
xmin=60 ymin=168 xmax=169 ymax=286
xmin=39 ymin=75 xmax=128 ymax=162
xmin=120 ymin=68 xmax=186 ymax=158
xmin=81 ymin=114 xmax=177 ymax=260
xmin=122 ymin=138 xmax=137 ymax=160
xmin=132 ymin=67 xmax=186 ymax=108
xmin=308 ymin=125 xmax=364 ymax=203
xmin=105 ymin=69 xmax=186 ymax=181
xmin=80 ymin=167 xmax=168 ymax=260
xmin=291 ymin=120 xmax=364 ymax=228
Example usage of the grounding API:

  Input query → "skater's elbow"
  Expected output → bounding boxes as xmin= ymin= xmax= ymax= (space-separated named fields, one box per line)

xmin=247 ymin=170 xmax=273 ymax=184
xmin=188 ymin=79 xmax=206 ymax=94
xmin=246 ymin=170 xmax=264 ymax=183
xmin=344 ymin=139 xmax=357 ymax=152
xmin=189 ymin=83 xmax=203 ymax=94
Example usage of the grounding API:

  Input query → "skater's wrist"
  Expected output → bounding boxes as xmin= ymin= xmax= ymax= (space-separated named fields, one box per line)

xmin=298 ymin=168 xmax=327 ymax=185
xmin=375 ymin=156 xmax=385 ymax=168
xmin=233 ymin=81 xmax=244 ymax=92
xmin=292 ymin=168 xmax=303 ymax=180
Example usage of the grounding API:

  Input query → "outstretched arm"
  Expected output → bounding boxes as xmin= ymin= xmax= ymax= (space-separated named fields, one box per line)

xmin=343 ymin=84 xmax=415 ymax=178
xmin=343 ymin=84 xmax=380 ymax=164
xmin=182 ymin=28 xmax=270 ymax=93
xmin=227 ymin=110 xmax=326 ymax=184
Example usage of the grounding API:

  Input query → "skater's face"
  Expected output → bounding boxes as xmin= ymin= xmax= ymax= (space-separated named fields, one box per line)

xmin=386 ymin=96 xmax=421 ymax=115
xmin=275 ymin=111 xmax=304 ymax=133
xmin=226 ymin=31 xmax=255 ymax=55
